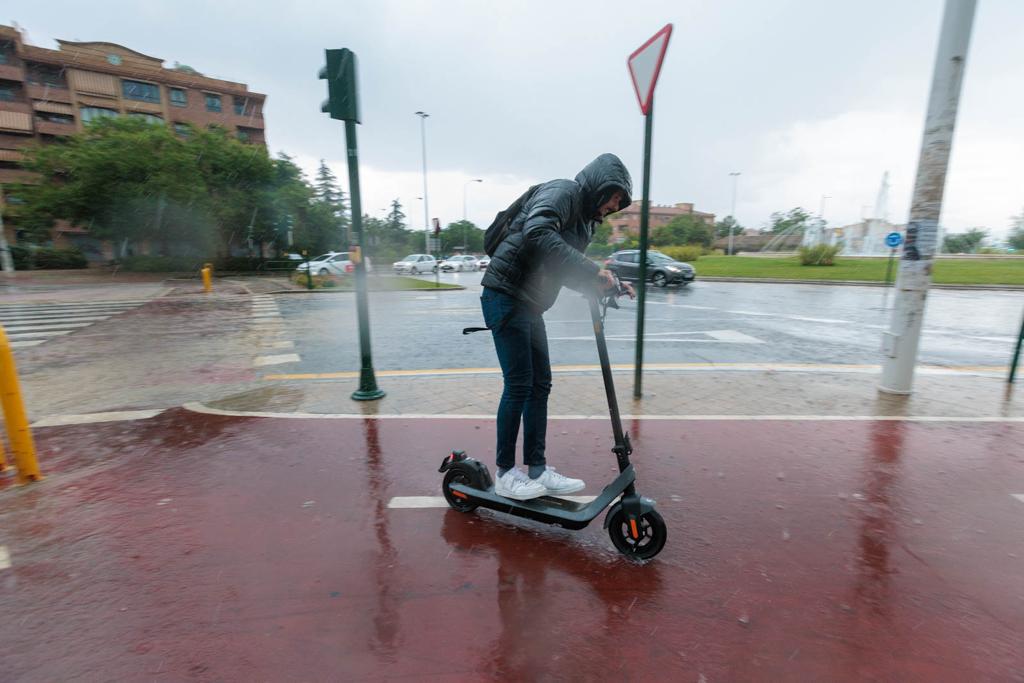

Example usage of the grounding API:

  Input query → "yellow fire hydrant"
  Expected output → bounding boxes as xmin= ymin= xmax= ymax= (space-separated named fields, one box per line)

xmin=201 ymin=263 xmax=213 ymax=293
xmin=0 ymin=325 xmax=42 ymax=483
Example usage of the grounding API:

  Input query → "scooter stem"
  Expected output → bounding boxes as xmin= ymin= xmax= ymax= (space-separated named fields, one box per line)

xmin=589 ymin=295 xmax=631 ymax=471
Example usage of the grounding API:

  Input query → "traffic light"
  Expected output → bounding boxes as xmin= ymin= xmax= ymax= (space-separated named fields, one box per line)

xmin=319 ymin=48 xmax=360 ymax=123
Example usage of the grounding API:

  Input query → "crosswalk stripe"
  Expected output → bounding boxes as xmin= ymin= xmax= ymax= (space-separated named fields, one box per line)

xmin=1 ymin=316 xmax=111 ymax=324
xmin=0 ymin=301 xmax=148 ymax=309
xmin=10 ymin=340 xmax=46 ymax=348
xmin=3 ymin=322 xmax=94 ymax=332
xmin=6 ymin=330 xmax=73 ymax=339
xmin=0 ymin=305 xmax=141 ymax=314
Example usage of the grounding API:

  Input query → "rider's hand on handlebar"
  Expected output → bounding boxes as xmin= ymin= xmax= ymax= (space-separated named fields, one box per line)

xmin=597 ymin=269 xmax=636 ymax=300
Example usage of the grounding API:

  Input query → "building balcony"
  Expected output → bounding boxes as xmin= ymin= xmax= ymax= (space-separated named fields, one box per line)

xmin=0 ymin=63 xmax=24 ymax=81
xmin=231 ymin=111 xmax=264 ymax=129
xmin=25 ymin=83 xmax=72 ymax=103
xmin=35 ymin=119 xmax=76 ymax=136
xmin=0 ymin=100 xmax=31 ymax=114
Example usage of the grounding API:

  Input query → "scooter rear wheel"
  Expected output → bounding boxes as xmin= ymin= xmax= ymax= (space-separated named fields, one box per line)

xmin=442 ymin=470 xmax=479 ymax=513
xmin=607 ymin=508 xmax=667 ymax=560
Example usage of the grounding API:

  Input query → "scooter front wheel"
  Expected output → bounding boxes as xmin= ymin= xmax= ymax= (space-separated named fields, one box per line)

xmin=442 ymin=470 xmax=479 ymax=513
xmin=607 ymin=508 xmax=667 ymax=560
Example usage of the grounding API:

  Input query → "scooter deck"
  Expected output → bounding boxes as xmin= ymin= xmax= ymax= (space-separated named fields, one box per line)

xmin=450 ymin=465 xmax=635 ymax=530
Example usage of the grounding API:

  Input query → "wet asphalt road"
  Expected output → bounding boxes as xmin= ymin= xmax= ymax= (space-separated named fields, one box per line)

xmin=278 ymin=274 xmax=1020 ymax=373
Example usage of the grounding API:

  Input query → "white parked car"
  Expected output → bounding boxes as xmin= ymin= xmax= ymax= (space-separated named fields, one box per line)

xmin=296 ymin=251 xmax=370 ymax=276
xmin=477 ymin=256 xmax=491 ymax=270
xmin=393 ymin=254 xmax=437 ymax=274
xmin=439 ymin=255 xmax=480 ymax=272
xmin=294 ymin=252 xmax=337 ymax=272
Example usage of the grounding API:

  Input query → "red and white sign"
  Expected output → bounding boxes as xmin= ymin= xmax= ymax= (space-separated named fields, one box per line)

xmin=628 ymin=24 xmax=673 ymax=115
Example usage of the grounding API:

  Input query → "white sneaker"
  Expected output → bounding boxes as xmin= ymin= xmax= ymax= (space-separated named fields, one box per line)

xmin=531 ymin=467 xmax=585 ymax=495
xmin=495 ymin=469 xmax=547 ymax=500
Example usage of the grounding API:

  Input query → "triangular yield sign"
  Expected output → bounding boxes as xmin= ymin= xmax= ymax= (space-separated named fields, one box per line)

xmin=628 ymin=24 xmax=673 ymax=115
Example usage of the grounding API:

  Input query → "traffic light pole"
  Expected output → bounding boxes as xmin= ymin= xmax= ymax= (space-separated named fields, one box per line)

xmin=633 ymin=103 xmax=653 ymax=399
xmin=344 ymin=120 xmax=385 ymax=401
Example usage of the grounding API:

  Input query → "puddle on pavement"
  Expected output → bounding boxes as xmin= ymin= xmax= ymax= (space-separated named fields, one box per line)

xmin=208 ymin=384 xmax=306 ymax=412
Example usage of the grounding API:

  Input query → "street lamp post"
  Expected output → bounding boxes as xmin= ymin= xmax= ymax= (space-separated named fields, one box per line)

xmin=463 ymin=178 xmax=482 ymax=251
xmin=728 ymin=171 xmax=740 ymax=256
xmin=819 ymin=194 xmax=832 ymax=246
xmin=415 ymin=111 xmax=430 ymax=254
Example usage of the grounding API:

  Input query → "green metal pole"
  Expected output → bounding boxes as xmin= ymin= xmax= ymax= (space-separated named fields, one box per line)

xmin=633 ymin=104 xmax=654 ymax=399
xmin=1009 ymin=309 xmax=1024 ymax=384
xmin=344 ymin=119 xmax=385 ymax=401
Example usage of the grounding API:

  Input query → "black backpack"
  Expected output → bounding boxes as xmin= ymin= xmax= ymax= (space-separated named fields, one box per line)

xmin=483 ymin=184 xmax=541 ymax=256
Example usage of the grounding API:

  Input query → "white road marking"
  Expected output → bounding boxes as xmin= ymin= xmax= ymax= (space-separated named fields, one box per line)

xmin=0 ymin=546 xmax=10 ymax=570
xmin=261 ymin=340 xmax=295 ymax=350
xmin=253 ymin=353 xmax=301 ymax=367
xmin=183 ymin=403 xmax=1024 ymax=422
xmin=388 ymin=495 xmax=598 ymax=508
xmin=1012 ymin=494 xmax=1024 ymax=504
xmin=251 ymin=313 xmax=281 ymax=319
xmin=10 ymin=340 xmax=46 ymax=348
xmin=550 ymin=329 xmax=765 ymax=344
xmin=31 ymin=409 xmax=164 ymax=427
xmin=1 ymin=315 xmax=111 ymax=324
xmin=2 ymin=322 xmax=93 ymax=332
xmin=6 ymin=330 xmax=73 ymax=339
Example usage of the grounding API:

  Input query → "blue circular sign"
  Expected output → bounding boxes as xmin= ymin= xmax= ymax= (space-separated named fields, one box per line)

xmin=885 ymin=232 xmax=903 ymax=248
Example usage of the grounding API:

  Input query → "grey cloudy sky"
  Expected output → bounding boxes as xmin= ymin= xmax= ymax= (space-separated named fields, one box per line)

xmin=21 ymin=0 xmax=1024 ymax=238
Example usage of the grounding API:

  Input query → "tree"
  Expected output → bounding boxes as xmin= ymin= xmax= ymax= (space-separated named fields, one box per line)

xmin=942 ymin=228 xmax=987 ymax=254
xmin=1009 ymin=209 xmax=1024 ymax=251
xmin=18 ymin=117 xmax=210 ymax=254
xmin=714 ymin=215 xmax=742 ymax=239
xmin=764 ymin=207 xmax=813 ymax=235
xmin=651 ymin=214 xmax=714 ymax=248
xmin=312 ymin=159 xmax=350 ymax=246
xmin=593 ymin=220 xmax=613 ymax=245
xmin=440 ymin=219 xmax=483 ymax=253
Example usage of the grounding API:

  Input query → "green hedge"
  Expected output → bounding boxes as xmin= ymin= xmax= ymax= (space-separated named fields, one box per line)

xmin=11 ymin=246 xmax=88 ymax=270
xmin=658 ymin=246 xmax=702 ymax=262
xmin=798 ymin=244 xmax=841 ymax=266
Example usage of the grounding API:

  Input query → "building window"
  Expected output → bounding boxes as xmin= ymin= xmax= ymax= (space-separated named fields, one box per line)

xmin=205 ymin=93 xmax=222 ymax=112
xmin=173 ymin=122 xmax=191 ymax=137
xmin=35 ymin=112 xmax=75 ymax=125
xmin=128 ymin=112 xmax=163 ymax=125
xmin=233 ymin=96 xmax=247 ymax=116
xmin=0 ymin=84 xmax=17 ymax=102
xmin=236 ymin=129 xmax=250 ymax=142
xmin=80 ymin=106 xmax=119 ymax=124
xmin=169 ymin=88 xmax=187 ymax=107
xmin=122 ymin=79 xmax=161 ymax=103
xmin=25 ymin=63 xmax=67 ymax=88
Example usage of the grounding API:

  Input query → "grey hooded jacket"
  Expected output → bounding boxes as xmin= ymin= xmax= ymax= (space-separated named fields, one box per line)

xmin=480 ymin=153 xmax=633 ymax=313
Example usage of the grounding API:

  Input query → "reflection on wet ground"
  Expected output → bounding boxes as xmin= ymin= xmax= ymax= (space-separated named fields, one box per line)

xmin=1 ymin=410 xmax=1022 ymax=680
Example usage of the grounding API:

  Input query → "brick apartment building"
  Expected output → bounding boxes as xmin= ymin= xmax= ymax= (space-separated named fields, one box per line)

xmin=0 ymin=23 xmax=267 ymax=251
xmin=606 ymin=202 xmax=715 ymax=243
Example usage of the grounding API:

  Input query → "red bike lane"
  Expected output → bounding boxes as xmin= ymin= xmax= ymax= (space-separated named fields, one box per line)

xmin=1 ymin=409 xmax=1022 ymax=681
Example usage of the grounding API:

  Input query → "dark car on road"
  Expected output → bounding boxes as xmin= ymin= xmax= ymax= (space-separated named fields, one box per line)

xmin=604 ymin=249 xmax=696 ymax=287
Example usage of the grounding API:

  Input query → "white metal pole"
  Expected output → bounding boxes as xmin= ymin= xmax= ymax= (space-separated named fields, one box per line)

xmin=728 ymin=172 xmax=740 ymax=255
xmin=880 ymin=0 xmax=976 ymax=395
xmin=415 ymin=112 xmax=430 ymax=253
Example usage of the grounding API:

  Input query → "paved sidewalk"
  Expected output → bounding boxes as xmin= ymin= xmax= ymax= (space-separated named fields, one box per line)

xmin=206 ymin=365 xmax=1024 ymax=420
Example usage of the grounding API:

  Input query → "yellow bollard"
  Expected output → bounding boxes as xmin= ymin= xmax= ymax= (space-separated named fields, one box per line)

xmin=0 ymin=325 xmax=42 ymax=483
xmin=201 ymin=266 xmax=212 ymax=293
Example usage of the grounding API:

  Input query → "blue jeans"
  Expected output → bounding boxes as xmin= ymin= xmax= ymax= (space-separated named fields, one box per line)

xmin=480 ymin=287 xmax=552 ymax=471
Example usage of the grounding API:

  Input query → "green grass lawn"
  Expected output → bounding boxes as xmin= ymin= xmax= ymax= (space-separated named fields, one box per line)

xmin=691 ymin=256 xmax=1024 ymax=285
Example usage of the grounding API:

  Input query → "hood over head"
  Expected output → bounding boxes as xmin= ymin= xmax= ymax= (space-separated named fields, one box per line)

xmin=574 ymin=153 xmax=633 ymax=218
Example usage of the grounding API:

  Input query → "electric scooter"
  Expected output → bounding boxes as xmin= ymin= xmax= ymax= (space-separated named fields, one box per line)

xmin=439 ymin=281 xmax=667 ymax=560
